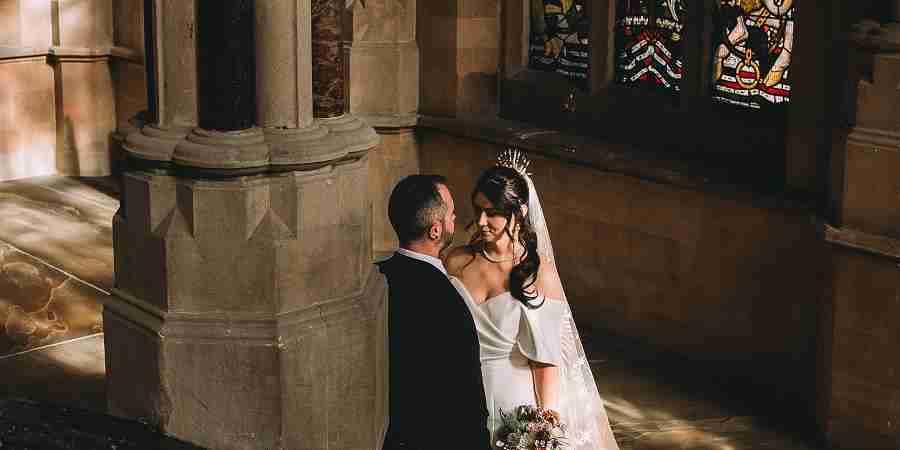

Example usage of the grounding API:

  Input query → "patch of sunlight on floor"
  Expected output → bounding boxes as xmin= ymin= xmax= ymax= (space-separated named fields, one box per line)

xmin=34 ymin=333 xmax=106 ymax=377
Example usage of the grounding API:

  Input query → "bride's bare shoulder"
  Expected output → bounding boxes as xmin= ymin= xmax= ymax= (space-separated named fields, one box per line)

xmin=444 ymin=244 xmax=478 ymax=276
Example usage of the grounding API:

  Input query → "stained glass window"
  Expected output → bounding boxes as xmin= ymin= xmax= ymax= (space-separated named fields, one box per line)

xmin=529 ymin=0 xmax=590 ymax=85
xmin=712 ymin=0 xmax=795 ymax=109
xmin=615 ymin=0 xmax=686 ymax=96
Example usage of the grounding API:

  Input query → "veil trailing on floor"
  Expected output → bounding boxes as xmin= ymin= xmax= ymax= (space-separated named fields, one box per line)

xmin=499 ymin=149 xmax=619 ymax=450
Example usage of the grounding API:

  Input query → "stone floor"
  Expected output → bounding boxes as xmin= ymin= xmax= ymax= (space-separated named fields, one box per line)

xmin=0 ymin=176 xmax=827 ymax=450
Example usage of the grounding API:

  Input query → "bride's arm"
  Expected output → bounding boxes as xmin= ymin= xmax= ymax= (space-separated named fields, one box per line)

xmin=532 ymin=258 xmax=562 ymax=411
xmin=532 ymin=363 xmax=560 ymax=410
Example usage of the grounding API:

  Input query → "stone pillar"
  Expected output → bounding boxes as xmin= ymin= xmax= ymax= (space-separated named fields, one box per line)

xmin=108 ymin=1 xmax=386 ymax=449
xmin=350 ymin=0 xmax=421 ymax=257
xmin=123 ymin=0 xmax=197 ymax=163
xmin=818 ymin=5 xmax=900 ymax=449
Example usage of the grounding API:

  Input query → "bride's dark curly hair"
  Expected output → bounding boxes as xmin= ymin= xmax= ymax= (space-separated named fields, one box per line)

xmin=469 ymin=166 xmax=543 ymax=308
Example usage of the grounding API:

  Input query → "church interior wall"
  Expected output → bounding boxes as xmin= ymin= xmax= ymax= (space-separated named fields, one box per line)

xmin=418 ymin=125 xmax=826 ymax=417
xmin=110 ymin=0 xmax=147 ymax=146
xmin=0 ymin=0 xmax=131 ymax=182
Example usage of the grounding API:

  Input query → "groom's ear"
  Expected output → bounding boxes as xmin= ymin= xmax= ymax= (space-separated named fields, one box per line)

xmin=427 ymin=220 xmax=441 ymax=241
xmin=521 ymin=204 xmax=528 ymax=218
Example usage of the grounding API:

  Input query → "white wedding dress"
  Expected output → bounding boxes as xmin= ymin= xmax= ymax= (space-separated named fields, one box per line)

xmin=450 ymin=281 xmax=568 ymax=446
xmin=448 ymin=159 xmax=619 ymax=450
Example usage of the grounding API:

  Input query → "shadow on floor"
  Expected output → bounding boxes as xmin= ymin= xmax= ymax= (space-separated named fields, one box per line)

xmin=0 ymin=398 xmax=205 ymax=450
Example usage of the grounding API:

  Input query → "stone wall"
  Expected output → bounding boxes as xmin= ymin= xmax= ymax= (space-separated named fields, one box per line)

xmin=111 ymin=0 xmax=147 ymax=135
xmin=0 ymin=56 xmax=56 ymax=180
xmin=420 ymin=126 xmax=828 ymax=407
xmin=417 ymin=0 xmax=499 ymax=117
xmin=822 ymin=243 xmax=900 ymax=450
xmin=816 ymin=11 xmax=900 ymax=448
xmin=0 ymin=0 xmax=136 ymax=182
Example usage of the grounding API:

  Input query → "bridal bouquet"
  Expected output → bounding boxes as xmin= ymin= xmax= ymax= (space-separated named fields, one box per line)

xmin=495 ymin=405 xmax=568 ymax=450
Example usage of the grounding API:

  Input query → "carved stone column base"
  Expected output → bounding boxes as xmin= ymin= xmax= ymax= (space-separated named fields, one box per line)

xmin=173 ymin=128 xmax=270 ymax=169
xmin=318 ymin=114 xmax=380 ymax=155
xmin=265 ymin=122 xmax=347 ymax=166
xmin=108 ymin=157 xmax=387 ymax=450
xmin=123 ymin=125 xmax=192 ymax=162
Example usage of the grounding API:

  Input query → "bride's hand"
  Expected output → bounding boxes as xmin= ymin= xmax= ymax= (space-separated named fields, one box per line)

xmin=540 ymin=407 xmax=561 ymax=425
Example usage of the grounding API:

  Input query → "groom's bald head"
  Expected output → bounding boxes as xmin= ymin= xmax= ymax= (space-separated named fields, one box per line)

xmin=388 ymin=174 xmax=450 ymax=247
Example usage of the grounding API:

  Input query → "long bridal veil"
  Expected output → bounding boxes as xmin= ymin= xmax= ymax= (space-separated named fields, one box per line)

xmin=521 ymin=162 xmax=620 ymax=450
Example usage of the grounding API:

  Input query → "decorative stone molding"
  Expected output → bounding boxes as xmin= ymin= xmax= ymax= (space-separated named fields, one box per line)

xmin=852 ymin=1 xmax=900 ymax=52
xmin=824 ymin=224 xmax=900 ymax=262
xmin=173 ymin=128 xmax=270 ymax=169
xmin=846 ymin=127 xmax=900 ymax=150
xmin=265 ymin=124 xmax=346 ymax=167
xmin=123 ymin=125 xmax=191 ymax=162
xmin=318 ymin=114 xmax=381 ymax=155
xmin=851 ymin=20 xmax=900 ymax=52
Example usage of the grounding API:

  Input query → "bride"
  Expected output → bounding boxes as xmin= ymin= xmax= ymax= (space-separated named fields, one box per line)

xmin=444 ymin=150 xmax=619 ymax=450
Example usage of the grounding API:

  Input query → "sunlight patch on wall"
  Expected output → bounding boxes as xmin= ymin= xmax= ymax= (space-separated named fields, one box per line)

xmin=0 ymin=60 xmax=57 ymax=182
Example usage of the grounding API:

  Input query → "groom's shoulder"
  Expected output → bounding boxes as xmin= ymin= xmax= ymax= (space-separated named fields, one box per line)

xmin=377 ymin=252 xmax=440 ymax=278
xmin=377 ymin=253 xmax=457 ymax=295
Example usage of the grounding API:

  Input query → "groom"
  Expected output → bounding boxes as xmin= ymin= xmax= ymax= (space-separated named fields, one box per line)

xmin=378 ymin=175 xmax=490 ymax=450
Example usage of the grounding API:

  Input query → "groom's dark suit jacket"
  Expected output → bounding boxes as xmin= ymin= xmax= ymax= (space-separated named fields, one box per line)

xmin=378 ymin=252 xmax=490 ymax=450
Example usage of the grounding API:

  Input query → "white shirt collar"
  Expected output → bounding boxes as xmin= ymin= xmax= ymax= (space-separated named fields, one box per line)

xmin=396 ymin=248 xmax=447 ymax=276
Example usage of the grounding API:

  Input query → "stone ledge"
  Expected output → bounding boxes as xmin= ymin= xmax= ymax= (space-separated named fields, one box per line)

xmin=418 ymin=114 xmax=820 ymax=213
xmin=363 ymin=113 xmax=419 ymax=129
xmin=847 ymin=127 xmax=900 ymax=151
xmin=105 ymin=266 xmax=386 ymax=342
xmin=824 ymin=224 xmax=900 ymax=262
xmin=0 ymin=46 xmax=47 ymax=61
xmin=0 ymin=45 xmax=140 ymax=63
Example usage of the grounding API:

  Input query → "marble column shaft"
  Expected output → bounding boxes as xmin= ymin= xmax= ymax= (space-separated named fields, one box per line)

xmin=312 ymin=0 xmax=346 ymax=118
xmin=306 ymin=0 xmax=380 ymax=157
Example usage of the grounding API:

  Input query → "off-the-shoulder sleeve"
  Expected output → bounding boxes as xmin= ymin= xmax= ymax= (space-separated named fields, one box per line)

xmin=516 ymin=299 xmax=565 ymax=366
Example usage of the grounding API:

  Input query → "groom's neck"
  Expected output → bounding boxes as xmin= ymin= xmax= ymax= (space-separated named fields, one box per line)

xmin=402 ymin=240 xmax=440 ymax=259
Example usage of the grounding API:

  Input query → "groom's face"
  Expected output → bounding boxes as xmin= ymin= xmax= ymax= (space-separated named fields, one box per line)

xmin=436 ymin=183 xmax=456 ymax=249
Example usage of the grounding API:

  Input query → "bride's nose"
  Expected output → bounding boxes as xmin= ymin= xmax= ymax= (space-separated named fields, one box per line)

xmin=476 ymin=211 xmax=488 ymax=226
